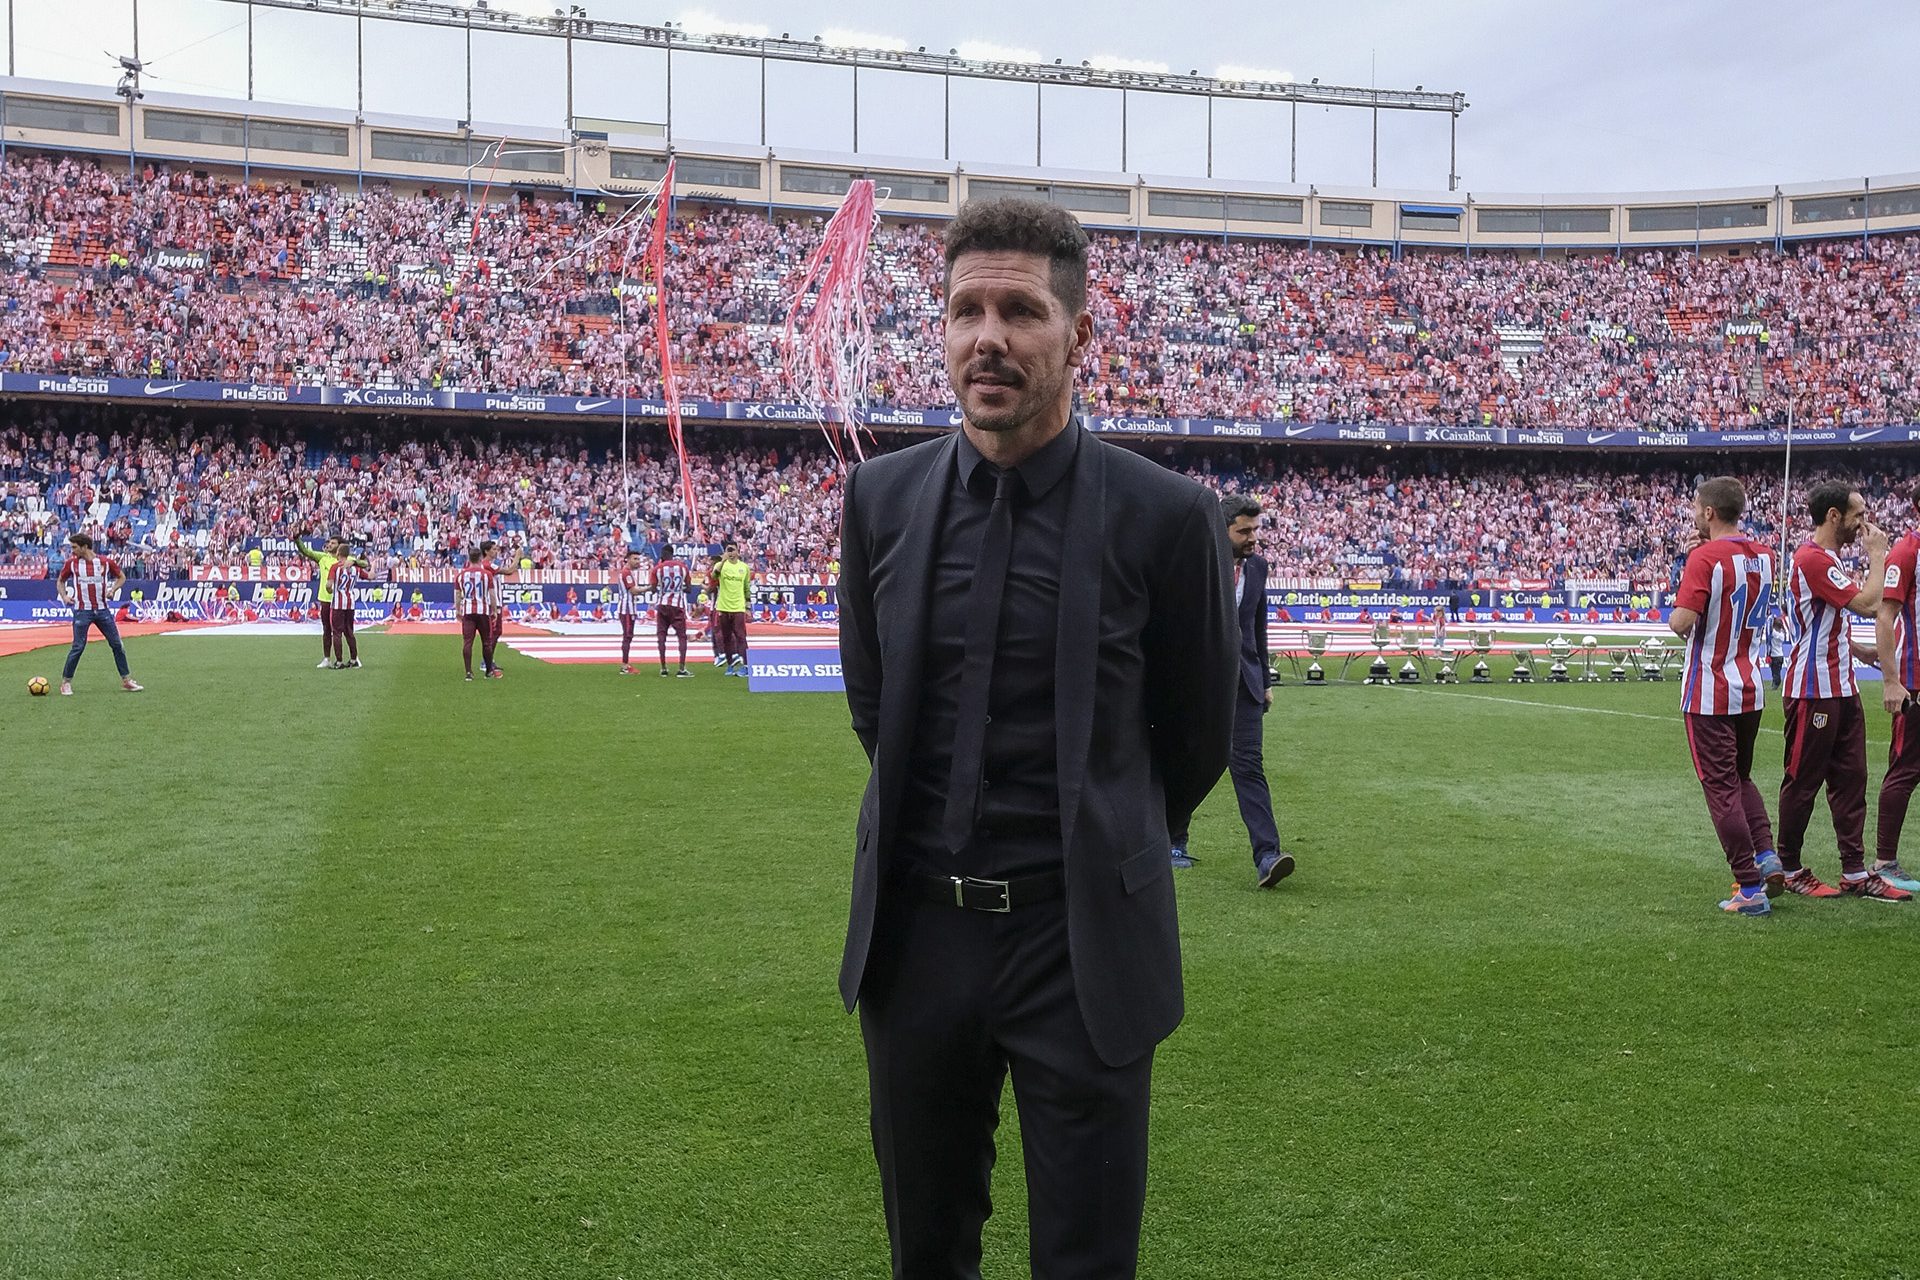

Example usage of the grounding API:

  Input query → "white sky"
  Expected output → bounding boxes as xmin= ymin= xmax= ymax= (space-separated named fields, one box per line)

xmin=7 ymin=0 xmax=1919 ymax=196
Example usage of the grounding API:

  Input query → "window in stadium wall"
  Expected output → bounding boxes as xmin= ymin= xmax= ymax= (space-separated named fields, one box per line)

xmin=1870 ymin=188 xmax=1920 ymax=219
xmin=371 ymin=131 xmax=471 ymax=168
xmin=1543 ymin=208 xmax=1611 ymax=234
xmin=1320 ymin=200 xmax=1374 ymax=228
xmin=970 ymin=180 xmax=1051 ymax=203
xmin=1148 ymin=191 xmax=1225 ymax=219
xmin=1477 ymin=208 xmax=1541 ymax=233
xmin=1792 ymin=193 xmax=1865 ymax=224
xmin=671 ymin=157 xmax=761 ymax=189
xmin=144 ymin=109 xmax=245 ymax=149
xmin=610 ymin=152 xmax=669 ymax=182
xmin=1225 ymin=196 xmax=1304 ymax=224
xmin=3 ymin=95 xmax=119 ymax=135
xmin=247 ymin=120 xmax=349 ymax=157
xmin=1050 ymin=184 xmax=1131 ymax=215
xmin=1699 ymin=201 xmax=1768 ymax=229
xmin=782 ymin=167 xmax=950 ymax=203
xmin=489 ymin=144 xmax=564 ymax=175
xmin=1400 ymin=209 xmax=1461 ymax=232
xmin=1627 ymin=204 xmax=1700 ymax=233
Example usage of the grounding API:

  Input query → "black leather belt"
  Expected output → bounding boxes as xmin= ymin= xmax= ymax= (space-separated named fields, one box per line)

xmin=908 ymin=869 xmax=1065 ymax=913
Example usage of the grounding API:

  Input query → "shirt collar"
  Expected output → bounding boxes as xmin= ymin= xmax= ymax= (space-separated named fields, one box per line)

xmin=955 ymin=420 xmax=1081 ymax=500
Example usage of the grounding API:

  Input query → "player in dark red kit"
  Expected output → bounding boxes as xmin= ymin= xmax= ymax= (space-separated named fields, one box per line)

xmin=653 ymin=541 xmax=694 ymax=678
xmin=1873 ymin=494 xmax=1920 ymax=892
xmin=1668 ymin=477 xmax=1781 ymax=916
xmin=615 ymin=548 xmax=644 ymax=674
xmin=456 ymin=548 xmax=504 ymax=682
xmin=1776 ymin=484 xmax=1903 ymax=900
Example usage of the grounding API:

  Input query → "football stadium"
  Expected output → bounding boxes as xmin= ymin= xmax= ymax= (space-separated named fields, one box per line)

xmin=6 ymin=3 xmax=1920 ymax=1277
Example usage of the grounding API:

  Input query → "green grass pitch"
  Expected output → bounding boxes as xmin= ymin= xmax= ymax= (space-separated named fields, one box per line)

xmin=3 ymin=634 xmax=1917 ymax=1279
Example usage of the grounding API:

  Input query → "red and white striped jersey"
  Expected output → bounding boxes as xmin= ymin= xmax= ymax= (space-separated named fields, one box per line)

xmin=484 ymin=562 xmax=507 ymax=613
xmin=328 ymin=559 xmax=360 ymax=611
xmin=59 ymin=555 xmax=120 ymax=611
xmin=614 ymin=568 xmax=642 ymax=617
xmin=653 ymin=558 xmax=690 ymax=611
xmin=455 ymin=565 xmax=495 ymax=616
xmin=1783 ymin=541 xmax=1861 ymax=700
xmin=1676 ymin=536 xmax=1775 ymax=716
xmin=1885 ymin=532 xmax=1920 ymax=691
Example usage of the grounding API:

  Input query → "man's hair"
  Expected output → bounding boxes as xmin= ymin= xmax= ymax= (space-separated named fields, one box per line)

xmin=467 ymin=546 xmax=485 ymax=563
xmin=660 ymin=542 xmax=675 ymax=559
xmin=725 ymin=540 xmax=738 ymax=552
xmin=1221 ymin=493 xmax=1262 ymax=525
xmin=943 ymin=198 xmax=1090 ymax=315
xmin=68 ymin=532 xmax=92 ymax=549
xmin=1697 ymin=476 xmax=1746 ymax=524
xmin=1808 ymin=482 xmax=1857 ymax=528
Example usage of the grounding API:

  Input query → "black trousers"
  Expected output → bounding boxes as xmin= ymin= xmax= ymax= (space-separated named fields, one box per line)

xmin=859 ymin=889 xmax=1154 ymax=1280
xmin=1171 ymin=690 xmax=1278 ymax=865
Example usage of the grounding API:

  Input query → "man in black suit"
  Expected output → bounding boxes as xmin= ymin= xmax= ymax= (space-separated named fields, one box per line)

xmin=836 ymin=198 xmax=1238 ymax=1278
xmin=1170 ymin=494 xmax=1294 ymax=887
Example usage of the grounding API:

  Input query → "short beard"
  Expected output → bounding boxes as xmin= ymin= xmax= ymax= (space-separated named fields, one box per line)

xmin=958 ymin=362 xmax=1067 ymax=435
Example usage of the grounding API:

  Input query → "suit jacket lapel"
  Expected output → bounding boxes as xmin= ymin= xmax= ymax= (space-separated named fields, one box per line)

xmin=876 ymin=432 xmax=958 ymax=842
xmin=1054 ymin=427 xmax=1104 ymax=864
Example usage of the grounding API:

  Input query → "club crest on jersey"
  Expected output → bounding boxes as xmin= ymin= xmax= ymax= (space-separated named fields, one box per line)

xmin=1814 ymin=712 xmax=1830 ymax=729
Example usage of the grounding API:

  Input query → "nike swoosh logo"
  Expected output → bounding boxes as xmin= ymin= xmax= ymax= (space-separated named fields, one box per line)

xmin=574 ymin=400 xmax=612 ymax=411
xmin=1283 ymin=424 xmax=1315 ymax=437
xmin=1585 ymin=432 xmax=1618 ymax=444
xmin=1850 ymin=428 xmax=1884 ymax=442
xmin=143 ymin=382 xmax=187 ymax=395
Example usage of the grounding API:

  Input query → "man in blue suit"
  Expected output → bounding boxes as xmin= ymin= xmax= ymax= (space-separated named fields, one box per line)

xmin=1172 ymin=493 xmax=1294 ymax=888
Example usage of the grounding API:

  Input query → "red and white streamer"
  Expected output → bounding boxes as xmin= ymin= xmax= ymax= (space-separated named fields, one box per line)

xmin=781 ymin=179 xmax=879 ymax=463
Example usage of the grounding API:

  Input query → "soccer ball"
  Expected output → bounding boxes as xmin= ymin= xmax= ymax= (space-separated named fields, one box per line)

xmin=27 ymin=676 xmax=49 ymax=696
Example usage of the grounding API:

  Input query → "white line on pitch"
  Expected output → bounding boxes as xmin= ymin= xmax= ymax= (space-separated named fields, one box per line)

xmin=1402 ymin=686 xmax=1785 ymax=734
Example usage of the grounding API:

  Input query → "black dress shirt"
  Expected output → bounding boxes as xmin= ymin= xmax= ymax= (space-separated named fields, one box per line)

xmin=899 ymin=424 xmax=1078 ymax=877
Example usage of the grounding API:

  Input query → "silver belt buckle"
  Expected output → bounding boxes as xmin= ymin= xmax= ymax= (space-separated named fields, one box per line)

xmin=951 ymin=875 xmax=1012 ymax=912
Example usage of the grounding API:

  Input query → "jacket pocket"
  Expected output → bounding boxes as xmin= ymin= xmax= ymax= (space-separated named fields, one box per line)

xmin=1118 ymin=842 xmax=1172 ymax=895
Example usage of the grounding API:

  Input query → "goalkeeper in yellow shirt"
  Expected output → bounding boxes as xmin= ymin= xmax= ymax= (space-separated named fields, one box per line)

xmin=709 ymin=542 xmax=754 ymax=677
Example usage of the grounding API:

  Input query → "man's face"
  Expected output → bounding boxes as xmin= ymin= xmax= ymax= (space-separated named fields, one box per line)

xmin=944 ymin=250 xmax=1093 ymax=436
xmin=1692 ymin=497 xmax=1715 ymax=541
xmin=1839 ymin=492 xmax=1867 ymax=543
xmin=1227 ymin=515 xmax=1260 ymax=559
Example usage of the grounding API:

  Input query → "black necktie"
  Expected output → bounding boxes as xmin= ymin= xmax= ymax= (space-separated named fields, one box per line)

xmin=943 ymin=467 xmax=1017 ymax=855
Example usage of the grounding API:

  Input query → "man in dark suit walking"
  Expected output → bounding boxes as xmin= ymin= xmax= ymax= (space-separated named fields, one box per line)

xmin=1171 ymin=494 xmax=1294 ymax=887
xmin=836 ymin=198 xmax=1238 ymax=1279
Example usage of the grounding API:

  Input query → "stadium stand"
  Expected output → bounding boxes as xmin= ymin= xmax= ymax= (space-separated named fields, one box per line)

xmin=3 ymin=404 xmax=1916 ymax=582
xmin=3 ymin=154 xmax=1920 ymax=429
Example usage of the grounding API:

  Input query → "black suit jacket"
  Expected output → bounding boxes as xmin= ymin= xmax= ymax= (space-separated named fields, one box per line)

xmin=836 ymin=425 xmax=1238 ymax=1067
xmin=1237 ymin=553 xmax=1270 ymax=703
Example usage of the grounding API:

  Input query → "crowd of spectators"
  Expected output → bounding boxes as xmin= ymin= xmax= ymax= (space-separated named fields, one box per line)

xmin=4 ymin=404 xmax=1917 ymax=587
xmin=4 ymin=153 xmax=1920 ymax=428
